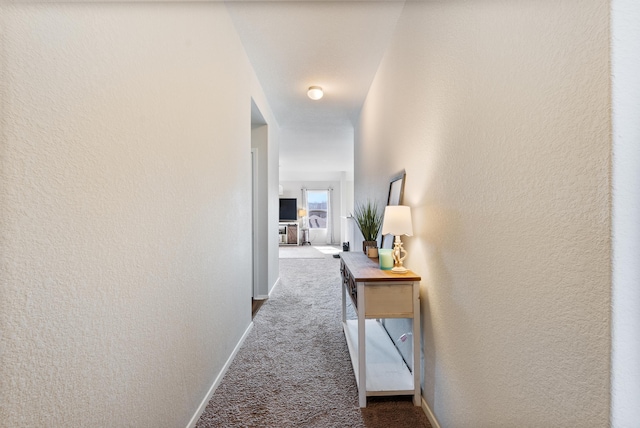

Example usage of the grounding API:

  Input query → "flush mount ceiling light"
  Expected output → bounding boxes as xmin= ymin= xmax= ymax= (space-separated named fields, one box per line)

xmin=307 ymin=86 xmax=324 ymax=100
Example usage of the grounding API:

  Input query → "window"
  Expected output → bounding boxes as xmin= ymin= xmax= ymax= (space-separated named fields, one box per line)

xmin=306 ymin=190 xmax=328 ymax=229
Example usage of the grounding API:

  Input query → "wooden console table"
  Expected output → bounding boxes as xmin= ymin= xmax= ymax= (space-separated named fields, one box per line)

xmin=339 ymin=252 xmax=421 ymax=408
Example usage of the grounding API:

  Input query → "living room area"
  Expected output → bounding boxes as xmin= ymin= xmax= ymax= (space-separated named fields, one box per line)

xmin=277 ymin=177 xmax=353 ymax=250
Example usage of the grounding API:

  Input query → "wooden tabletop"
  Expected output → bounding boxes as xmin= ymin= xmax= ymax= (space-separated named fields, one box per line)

xmin=340 ymin=252 xmax=421 ymax=282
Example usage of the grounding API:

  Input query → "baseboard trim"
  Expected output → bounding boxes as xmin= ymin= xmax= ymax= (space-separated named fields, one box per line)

xmin=186 ymin=322 xmax=254 ymax=428
xmin=269 ymin=277 xmax=281 ymax=297
xmin=422 ymin=396 xmax=441 ymax=428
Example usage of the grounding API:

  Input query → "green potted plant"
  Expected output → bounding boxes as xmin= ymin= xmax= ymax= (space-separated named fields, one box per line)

xmin=353 ymin=199 xmax=383 ymax=255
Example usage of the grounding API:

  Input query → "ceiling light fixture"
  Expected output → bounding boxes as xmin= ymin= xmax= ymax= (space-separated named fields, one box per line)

xmin=307 ymin=86 xmax=323 ymax=100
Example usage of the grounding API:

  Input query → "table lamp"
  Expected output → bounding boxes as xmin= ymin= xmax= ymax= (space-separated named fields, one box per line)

xmin=298 ymin=208 xmax=307 ymax=222
xmin=381 ymin=205 xmax=413 ymax=273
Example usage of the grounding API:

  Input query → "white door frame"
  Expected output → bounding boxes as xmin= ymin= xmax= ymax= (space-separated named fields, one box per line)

xmin=251 ymin=148 xmax=259 ymax=298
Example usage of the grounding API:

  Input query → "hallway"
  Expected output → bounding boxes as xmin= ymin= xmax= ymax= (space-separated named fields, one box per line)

xmin=197 ymin=253 xmax=430 ymax=427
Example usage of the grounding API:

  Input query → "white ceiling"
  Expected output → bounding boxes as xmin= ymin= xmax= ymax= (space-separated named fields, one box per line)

xmin=226 ymin=1 xmax=405 ymax=181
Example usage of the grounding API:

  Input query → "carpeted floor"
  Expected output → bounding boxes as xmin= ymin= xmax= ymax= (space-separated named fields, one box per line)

xmin=278 ymin=245 xmax=326 ymax=259
xmin=196 ymin=255 xmax=431 ymax=427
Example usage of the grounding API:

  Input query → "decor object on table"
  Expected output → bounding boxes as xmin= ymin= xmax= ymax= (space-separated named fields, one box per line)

xmin=381 ymin=205 xmax=413 ymax=273
xmin=378 ymin=248 xmax=393 ymax=270
xmin=353 ymin=200 xmax=383 ymax=254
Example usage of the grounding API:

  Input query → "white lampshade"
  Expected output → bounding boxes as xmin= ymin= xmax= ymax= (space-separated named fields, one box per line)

xmin=381 ymin=205 xmax=413 ymax=236
xmin=307 ymin=86 xmax=323 ymax=100
xmin=298 ymin=208 xmax=307 ymax=217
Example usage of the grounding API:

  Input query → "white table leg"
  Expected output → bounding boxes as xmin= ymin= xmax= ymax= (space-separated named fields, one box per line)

xmin=341 ymin=275 xmax=346 ymax=324
xmin=357 ymin=281 xmax=366 ymax=407
xmin=412 ymin=283 xmax=421 ymax=406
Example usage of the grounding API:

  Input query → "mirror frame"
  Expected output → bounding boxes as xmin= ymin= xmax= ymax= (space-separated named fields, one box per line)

xmin=380 ymin=170 xmax=406 ymax=249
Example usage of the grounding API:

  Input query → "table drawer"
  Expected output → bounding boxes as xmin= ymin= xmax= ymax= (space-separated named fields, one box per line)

xmin=341 ymin=259 xmax=357 ymax=309
xmin=364 ymin=283 xmax=413 ymax=318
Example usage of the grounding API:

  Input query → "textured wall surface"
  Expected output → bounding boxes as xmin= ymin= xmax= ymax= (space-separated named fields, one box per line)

xmin=611 ymin=0 xmax=640 ymax=425
xmin=356 ymin=1 xmax=611 ymax=426
xmin=251 ymin=124 xmax=272 ymax=298
xmin=0 ymin=3 xmax=258 ymax=426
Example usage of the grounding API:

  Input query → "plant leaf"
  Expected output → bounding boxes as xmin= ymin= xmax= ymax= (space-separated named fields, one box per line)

xmin=353 ymin=199 xmax=383 ymax=242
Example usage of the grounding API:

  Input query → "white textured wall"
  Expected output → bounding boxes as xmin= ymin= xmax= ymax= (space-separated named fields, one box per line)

xmin=611 ymin=0 xmax=640 ymax=425
xmin=0 ymin=3 xmax=259 ymax=426
xmin=252 ymin=125 xmax=270 ymax=298
xmin=339 ymin=172 xmax=354 ymax=245
xmin=278 ymin=127 xmax=354 ymax=182
xmin=250 ymin=84 xmax=281 ymax=302
xmin=266 ymin=120 xmax=281 ymax=296
xmin=356 ymin=1 xmax=611 ymax=426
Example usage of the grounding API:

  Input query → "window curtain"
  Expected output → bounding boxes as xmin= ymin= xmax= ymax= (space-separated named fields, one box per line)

xmin=326 ymin=187 xmax=333 ymax=244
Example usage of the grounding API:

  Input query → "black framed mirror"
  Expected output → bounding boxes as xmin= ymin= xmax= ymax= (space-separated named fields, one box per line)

xmin=380 ymin=170 xmax=406 ymax=249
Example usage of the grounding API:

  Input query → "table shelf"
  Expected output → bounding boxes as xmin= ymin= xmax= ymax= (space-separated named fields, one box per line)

xmin=343 ymin=319 xmax=415 ymax=394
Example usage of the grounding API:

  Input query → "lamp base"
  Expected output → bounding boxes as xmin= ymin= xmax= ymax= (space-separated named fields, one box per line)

xmin=390 ymin=236 xmax=409 ymax=274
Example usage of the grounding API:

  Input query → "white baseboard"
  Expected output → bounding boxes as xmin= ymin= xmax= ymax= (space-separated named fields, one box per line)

xmin=254 ymin=277 xmax=279 ymax=301
xmin=269 ymin=277 xmax=280 ymax=297
xmin=422 ymin=396 xmax=441 ymax=428
xmin=186 ymin=322 xmax=254 ymax=428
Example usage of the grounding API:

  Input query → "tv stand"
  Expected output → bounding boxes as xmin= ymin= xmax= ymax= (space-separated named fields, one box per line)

xmin=278 ymin=223 xmax=299 ymax=245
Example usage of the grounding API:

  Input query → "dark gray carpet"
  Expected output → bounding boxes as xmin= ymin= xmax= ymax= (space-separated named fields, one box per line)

xmin=196 ymin=255 xmax=431 ymax=428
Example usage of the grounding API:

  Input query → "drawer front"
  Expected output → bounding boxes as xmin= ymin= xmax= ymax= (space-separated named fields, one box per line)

xmin=364 ymin=283 xmax=413 ymax=318
xmin=341 ymin=260 xmax=357 ymax=309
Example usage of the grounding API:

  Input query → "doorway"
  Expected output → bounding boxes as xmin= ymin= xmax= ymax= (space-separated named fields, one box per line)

xmin=250 ymin=99 xmax=269 ymax=306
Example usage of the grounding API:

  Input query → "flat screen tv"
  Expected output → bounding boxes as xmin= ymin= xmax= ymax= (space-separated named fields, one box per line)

xmin=279 ymin=198 xmax=298 ymax=222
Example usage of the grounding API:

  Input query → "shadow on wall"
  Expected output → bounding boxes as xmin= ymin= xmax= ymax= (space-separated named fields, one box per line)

xmin=409 ymin=202 xmax=462 ymax=409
